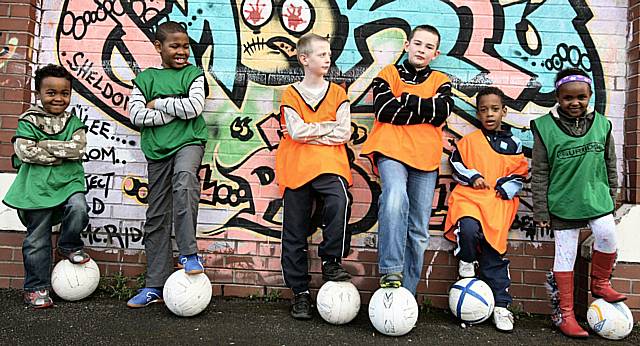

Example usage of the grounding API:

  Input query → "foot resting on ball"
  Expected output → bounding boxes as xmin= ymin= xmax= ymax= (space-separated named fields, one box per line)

xmin=379 ymin=272 xmax=403 ymax=288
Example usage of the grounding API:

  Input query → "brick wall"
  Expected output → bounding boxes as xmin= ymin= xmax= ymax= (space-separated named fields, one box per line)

xmin=0 ymin=0 xmax=37 ymax=172
xmin=0 ymin=0 xmax=639 ymax=321
xmin=2 ymin=229 xmax=639 ymax=320
xmin=628 ymin=0 xmax=640 ymax=203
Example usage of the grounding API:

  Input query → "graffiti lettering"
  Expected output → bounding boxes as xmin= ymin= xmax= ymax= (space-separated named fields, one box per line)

xmin=86 ymin=172 xmax=115 ymax=198
xmin=43 ymin=0 xmax=622 ymax=246
xmin=66 ymin=52 xmax=130 ymax=111
xmin=82 ymin=223 xmax=144 ymax=249
xmin=230 ymin=116 xmax=254 ymax=141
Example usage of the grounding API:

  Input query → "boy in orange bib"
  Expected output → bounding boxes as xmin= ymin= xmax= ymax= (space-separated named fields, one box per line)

xmin=275 ymin=34 xmax=353 ymax=320
xmin=360 ymin=25 xmax=454 ymax=294
xmin=444 ymin=87 xmax=528 ymax=332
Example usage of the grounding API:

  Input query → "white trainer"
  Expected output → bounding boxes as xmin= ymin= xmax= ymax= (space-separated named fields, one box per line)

xmin=458 ymin=260 xmax=475 ymax=278
xmin=493 ymin=307 xmax=514 ymax=332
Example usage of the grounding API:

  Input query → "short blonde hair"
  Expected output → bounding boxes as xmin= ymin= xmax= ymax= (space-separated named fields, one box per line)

xmin=296 ymin=33 xmax=329 ymax=63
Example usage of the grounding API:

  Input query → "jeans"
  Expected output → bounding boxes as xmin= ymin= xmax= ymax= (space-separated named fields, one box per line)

xmin=22 ymin=192 xmax=89 ymax=291
xmin=377 ymin=156 xmax=437 ymax=294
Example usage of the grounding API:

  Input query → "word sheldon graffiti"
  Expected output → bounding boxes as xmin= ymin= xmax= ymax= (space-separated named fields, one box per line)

xmin=37 ymin=0 xmax=626 ymax=250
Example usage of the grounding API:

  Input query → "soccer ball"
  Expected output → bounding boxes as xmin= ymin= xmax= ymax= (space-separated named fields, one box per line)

xmin=587 ymin=299 xmax=634 ymax=340
xmin=163 ymin=269 xmax=212 ymax=317
xmin=316 ymin=281 xmax=361 ymax=325
xmin=368 ymin=287 xmax=419 ymax=336
xmin=51 ymin=259 xmax=100 ymax=301
xmin=448 ymin=278 xmax=495 ymax=324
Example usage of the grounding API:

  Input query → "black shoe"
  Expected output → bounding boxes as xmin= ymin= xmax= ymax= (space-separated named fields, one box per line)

xmin=322 ymin=261 xmax=351 ymax=282
xmin=290 ymin=292 xmax=313 ymax=320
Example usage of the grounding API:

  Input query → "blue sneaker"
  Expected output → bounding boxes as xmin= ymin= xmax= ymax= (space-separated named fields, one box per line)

xmin=178 ymin=254 xmax=204 ymax=274
xmin=126 ymin=288 xmax=163 ymax=308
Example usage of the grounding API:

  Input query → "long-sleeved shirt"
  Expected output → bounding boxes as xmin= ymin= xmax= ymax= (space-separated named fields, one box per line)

xmin=450 ymin=125 xmax=526 ymax=199
xmin=129 ymin=75 xmax=206 ymax=127
xmin=283 ymin=81 xmax=351 ymax=145
xmin=531 ymin=105 xmax=617 ymax=228
xmin=372 ymin=60 xmax=453 ymax=126
xmin=13 ymin=106 xmax=86 ymax=165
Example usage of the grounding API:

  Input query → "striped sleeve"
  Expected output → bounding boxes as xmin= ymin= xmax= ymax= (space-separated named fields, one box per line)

xmin=154 ymin=76 xmax=206 ymax=120
xmin=402 ymin=81 xmax=454 ymax=126
xmin=449 ymin=144 xmax=482 ymax=186
xmin=372 ymin=77 xmax=423 ymax=125
xmin=128 ymin=85 xmax=176 ymax=127
xmin=495 ymin=136 xmax=528 ymax=200
xmin=495 ymin=175 xmax=525 ymax=200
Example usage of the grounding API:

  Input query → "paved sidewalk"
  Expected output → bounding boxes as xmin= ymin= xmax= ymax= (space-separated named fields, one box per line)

xmin=0 ymin=289 xmax=637 ymax=345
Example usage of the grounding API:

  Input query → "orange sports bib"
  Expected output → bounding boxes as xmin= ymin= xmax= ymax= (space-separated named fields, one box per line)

xmin=361 ymin=65 xmax=450 ymax=172
xmin=275 ymin=83 xmax=352 ymax=195
xmin=444 ymin=130 xmax=528 ymax=254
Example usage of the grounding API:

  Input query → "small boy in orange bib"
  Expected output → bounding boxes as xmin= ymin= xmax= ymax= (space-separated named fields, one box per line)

xmin=444 ymin=87 xmax=528 ymax=332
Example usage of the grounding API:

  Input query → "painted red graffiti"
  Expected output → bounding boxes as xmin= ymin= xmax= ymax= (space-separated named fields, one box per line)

xmin=244 ymin=0 xmax=267 ymax=25
xmin=283 ymin=4 xmax=306 ymax=31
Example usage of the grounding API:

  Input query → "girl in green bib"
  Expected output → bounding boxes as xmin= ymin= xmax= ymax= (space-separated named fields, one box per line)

xmin=531 ymin=68 xmax=626 ymax=338
xmin=3 ymin=65 xmax=90 ymax=308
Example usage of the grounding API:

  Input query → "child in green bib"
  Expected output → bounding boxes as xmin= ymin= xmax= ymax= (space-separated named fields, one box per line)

xmin=531 ymin=68 xmax=626 ymax=338
xmin=126 ymin=21 xmax=209 ymax=308
xmin=3 ymin=64 xmax=90 ymax=308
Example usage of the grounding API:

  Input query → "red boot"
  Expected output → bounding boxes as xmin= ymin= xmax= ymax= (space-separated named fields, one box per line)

xmin=591 ymin=250 xmax=627 ymax=303
xmin=552 ymin=272 xmax=589 ymax=338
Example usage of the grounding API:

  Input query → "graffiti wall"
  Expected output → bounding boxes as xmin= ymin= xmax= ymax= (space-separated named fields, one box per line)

xmin=37 ymin=0 xmax=627 ymax=252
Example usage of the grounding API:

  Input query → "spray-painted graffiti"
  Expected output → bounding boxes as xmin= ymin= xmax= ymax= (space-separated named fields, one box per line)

xmin=0 ymin=32 xmax=20 ymax=70
xmin=38 ymin=0 xmax=626 ymax=247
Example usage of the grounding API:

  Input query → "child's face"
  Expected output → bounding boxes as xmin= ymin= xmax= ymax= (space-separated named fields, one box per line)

xmin=404 ymin=30 xmax=440 ymax=70
xmin=299 ymin=40 xmax=331 ymax=77
xmin=155 ymin=32 xmax=190 ymax=69
xmin=477 ymin=93 xmax=506 ymax=131
xmin=556 ymin=82 xmax=592 ymax=118
xmin=38 ymin=76 xmax=71 ymax=115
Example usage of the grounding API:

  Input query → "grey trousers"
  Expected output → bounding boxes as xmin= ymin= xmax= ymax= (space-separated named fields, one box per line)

xmin=144 ymin=144 xmax=203 ymax=287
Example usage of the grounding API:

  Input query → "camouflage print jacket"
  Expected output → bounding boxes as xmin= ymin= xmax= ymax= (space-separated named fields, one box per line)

xmin=13 ymin=106 xmax=86 ymax=165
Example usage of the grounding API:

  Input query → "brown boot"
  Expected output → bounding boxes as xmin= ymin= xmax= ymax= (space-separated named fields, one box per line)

xmin=591 ymin=250 xmax=627 ymax=303
xmin=552 ymin=271 xmax=589 ymax=338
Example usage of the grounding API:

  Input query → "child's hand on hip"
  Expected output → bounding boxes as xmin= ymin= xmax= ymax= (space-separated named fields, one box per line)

xmin=146 ymin=99 xmax=156 ymax=109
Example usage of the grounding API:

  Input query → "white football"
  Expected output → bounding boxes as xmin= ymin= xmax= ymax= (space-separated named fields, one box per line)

xmin=51 ymin=259 xmax=100 ymax=301
xmin=448 ymin=278 xmax=495 ymax=324
xmin=368 ymin=287 xmax=419 ymax=336
xmin=587 ymin=299 xmax=634 ymax=340
xmin=163 ymin=269 xmax=212 ymax=317
xmin=316 ymin=281 xmax=361 ymax=325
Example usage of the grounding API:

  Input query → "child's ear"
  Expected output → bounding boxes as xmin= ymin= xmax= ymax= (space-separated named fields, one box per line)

xmin=298 ymin=54 xmax=308 ymax=66
xmin=153 ymin=40 xmax=162 ymax=54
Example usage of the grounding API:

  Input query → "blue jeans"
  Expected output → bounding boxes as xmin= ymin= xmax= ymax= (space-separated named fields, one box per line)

xmin=21 ymin=192 xmax=89 ymax=291
xmin=377 ymin=156 xmax=437 ymax=294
